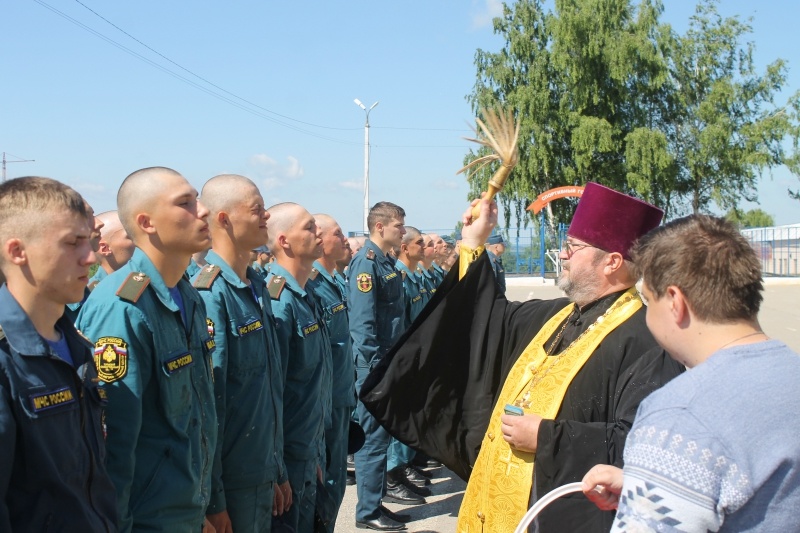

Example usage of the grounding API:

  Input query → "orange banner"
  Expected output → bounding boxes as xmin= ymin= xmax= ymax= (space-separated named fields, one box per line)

xmin=526 ymin=186 xmax=585 ymax=214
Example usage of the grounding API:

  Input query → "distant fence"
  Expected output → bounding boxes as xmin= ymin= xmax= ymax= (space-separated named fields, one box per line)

xmin=422 ymin=225 xmax=568 ymax=277
xmin=742 ymin=224 xmax=800 ymax=277
xmin=422 ymin=222 xmax=800 ymax=278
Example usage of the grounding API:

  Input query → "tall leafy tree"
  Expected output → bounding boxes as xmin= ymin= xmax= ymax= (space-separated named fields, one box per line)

xmin=668 ymin=0 xmax=800 ymax=215
xmin=725 ymin=207 xmax=775 ymax=228
xmin=465 ymin=0 xmax=800 ymax=225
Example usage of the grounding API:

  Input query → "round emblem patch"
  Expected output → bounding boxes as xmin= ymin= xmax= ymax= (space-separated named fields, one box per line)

xmin=356 ymin=273 xmax=373 ymax=293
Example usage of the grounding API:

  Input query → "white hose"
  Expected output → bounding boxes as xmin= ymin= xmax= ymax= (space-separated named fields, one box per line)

xmin=514 ymin=482 xmax=585 ymax=533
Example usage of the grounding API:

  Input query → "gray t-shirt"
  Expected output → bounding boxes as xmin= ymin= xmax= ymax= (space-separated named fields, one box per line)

xmin=613 ymin=340 xmax=800 ymax=532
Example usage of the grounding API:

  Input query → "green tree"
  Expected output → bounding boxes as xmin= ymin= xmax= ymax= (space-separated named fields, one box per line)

xmin=465 ymin=0 xmax=800 ymax=224
xmin=667 ymin=0 xmax=800 ymax=215
xmin=725 ymin=207 xmax=775 ymax=228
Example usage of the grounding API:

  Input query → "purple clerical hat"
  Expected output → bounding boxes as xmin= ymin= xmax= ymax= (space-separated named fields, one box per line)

xmin=568 ymin=182 xmax=663 ymax=260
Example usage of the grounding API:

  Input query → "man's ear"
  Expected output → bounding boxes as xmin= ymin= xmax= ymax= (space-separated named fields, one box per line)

xmin=215 ymin=211 xmax=230 ymax=228
xmin=666 ymin=285 xmax=690 ymax=325
xmin=4 ymin=237 xmax=27 ymax=266
xmin=97 ymin=239 xmax=112 ymax=257
xmin=603 ymin=252 xmax=625 ymax=275
xmin=137 ymin=213 xmax=156 ymax=235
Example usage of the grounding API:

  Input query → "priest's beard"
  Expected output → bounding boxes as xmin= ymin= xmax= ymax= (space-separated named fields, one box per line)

xmin=558 ymin=254 xmax=605 ymax=307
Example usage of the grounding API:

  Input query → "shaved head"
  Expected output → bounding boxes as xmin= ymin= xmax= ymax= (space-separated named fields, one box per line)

xmin=402 ymin=226 xmax=421 ymax=245
xmin=266 ymin=202 xmax=304 ymax=250
xmin=201 ymin=174 xmax=260 ymax=217
xmin=96 ymin=210 xmax=124 ymax=239
xmin=117 ymin=166 xmax=184 ymax=237
xmin=313 ymin=213 xmax=336 ymax=231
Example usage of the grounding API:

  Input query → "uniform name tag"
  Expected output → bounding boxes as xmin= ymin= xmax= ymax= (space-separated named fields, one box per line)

xmin=383 ymin=272 xmax=398 ymax=281
xmin=31 ymin=387 xmax=75 ymax=412
xmin=164 ymin=353 xmax=194 ymax=374
xmin=303 ymin=322 xmax=320 ymax=335
xmin=205 ymin=337 xmax=216 ymax=351
xmin=238 ymin=319 xmax=264 ymax=336
xmin=331 ymin=302 xmax=346 ymax=314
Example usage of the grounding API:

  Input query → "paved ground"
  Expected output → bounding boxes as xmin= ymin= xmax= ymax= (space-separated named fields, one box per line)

xmin=334 ymin=279 xmax=800 ymax=532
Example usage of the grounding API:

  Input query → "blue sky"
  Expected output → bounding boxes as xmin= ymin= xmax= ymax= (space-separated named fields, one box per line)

xmin=2 ymin=0 xmax=799 ymax=235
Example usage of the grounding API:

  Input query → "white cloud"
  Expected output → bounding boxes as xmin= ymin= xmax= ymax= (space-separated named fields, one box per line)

xmin=434 ymin=180 xmax=460 ymax=190
xmin=247 ymin=153 xmax=304 ymax=191
xmin=338 ymin=180 xmax=363 ymax=191
xmin=471 ymin=0 xmax=504 ymax=29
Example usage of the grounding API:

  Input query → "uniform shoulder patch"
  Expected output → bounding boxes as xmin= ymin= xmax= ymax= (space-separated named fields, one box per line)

xmin=116 ymin=272 xmax=150 ymax=303
xmin=268 ymin=276 xmax=286 ymax=300
xmin=193 ymin=264 xmax=222 ymax=289
xmin=356 ymin=273 xmax=373 ymax=293
xmin=366 ymin=249 xmax=376 ymax=260
xmin=93 ymin=336 xmax=129 ymax=383
xmin=309 ymin=268 xmax=319 ymax=281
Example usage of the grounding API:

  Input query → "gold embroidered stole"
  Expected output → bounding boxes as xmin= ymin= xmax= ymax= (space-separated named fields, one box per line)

xmin=456 ymin=288 xmax=642 ymax=532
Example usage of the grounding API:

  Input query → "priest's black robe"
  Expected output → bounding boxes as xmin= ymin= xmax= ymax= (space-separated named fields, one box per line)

xmin=360 ymin=253 xmax=685 ymax=532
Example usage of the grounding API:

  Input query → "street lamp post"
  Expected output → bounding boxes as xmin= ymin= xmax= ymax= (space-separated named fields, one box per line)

xmin=354 ymin=98 xmax=378 ymax=234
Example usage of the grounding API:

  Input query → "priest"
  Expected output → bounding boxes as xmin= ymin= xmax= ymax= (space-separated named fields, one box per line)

xmin=360 ymin=182 xmax=685 ymax=532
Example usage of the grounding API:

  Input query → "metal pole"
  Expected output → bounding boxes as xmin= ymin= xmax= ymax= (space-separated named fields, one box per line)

xmin=354 ymin=99 xmax=378 ymax=235
xmin=363 ymin=117 xmax=370 ymax=234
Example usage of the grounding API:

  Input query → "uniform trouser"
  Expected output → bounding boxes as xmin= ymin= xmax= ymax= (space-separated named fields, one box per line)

xmin=226 ymin=482 xmax=275 ymax=533
xmin=317 ymin=405 xmax=351 ymax=532
xmin=354 ymin=366 xmax=392 ymax=522
xmin=276 ymin=457 xmax=318 ymax=533
xmin=387 ymin=438 xmax=416 ymax=472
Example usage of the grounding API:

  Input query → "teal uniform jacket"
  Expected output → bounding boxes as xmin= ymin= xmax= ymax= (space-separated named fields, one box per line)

xmin=307 ymin=262 xmax=356 ymax=410
xmin=486 ymin=250 xmax=507 ymax=295
xmin=395 ymin=261 xmax=426 ymax=329
xmin=186 ymin=258 xmax=202 ymax=279
xmin=266 ymin=263 xmax=329 ymax=461
xmin=349 ymin=241 xmax=405 ymax=369
xmin=77 ymin=248 xmax=217 ymax=533
xmin=431 ymin=262 xmax=445 ymax=285
xmin=89 ymin=266 xmax=108 ymax=289
xmin=192 ymin=251 xmax=286 ymax=514
xmin=251 ymin=262 xmax=270 ymax=280
xmin=417 ymin=265 xmax=438 ymax=301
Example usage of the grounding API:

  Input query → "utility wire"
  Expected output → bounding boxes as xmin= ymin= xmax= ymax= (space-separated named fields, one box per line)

xmin=34 ymin=0 xmax=474 ymax=144
xmin=70 ymin=0 xmax=474 ymax=136
xmin=72 ymin=0 xmax=361 ymax=133
xmin=33 ymin=0 xmax=358 ymax=145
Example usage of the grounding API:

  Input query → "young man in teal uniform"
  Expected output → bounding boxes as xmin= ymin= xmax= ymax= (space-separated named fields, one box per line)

xmin=426 ymin=233 xmax=446 ymax=285
xmin=306 ymin=213 xmax=356 ymax=532
xmin=417 ymin=234 xmax=437 ymax=301
xmin=77 ymin=167 xmax=217 ymax=533
xmin=0 ymin=177 xmax=118 ymax=532
xmin=385 ymin=226 xmax=432 ymax=499
xmin=63 ymin=200 xmax=105 ymax=322
xmin=88 ymin=210 xmax=135 ymax=290
xmin=265 ymin=202 xmax=330 ymax=533
xmin=485 ymin=233 xmax=506 ymax=295
xmin=349 ymin=201 xmax=412 ymax=531
xmin=193 ymin=174 xmax=290 ymax=533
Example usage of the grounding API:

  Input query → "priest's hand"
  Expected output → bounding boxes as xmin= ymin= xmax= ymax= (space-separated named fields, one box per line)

xmin=500 ymin=413 xmax=542 ymax=452
xmin=581 ymin=464 xmax=623 ymax=511
xmin=461 ymin=193 xmax=498 ymax=249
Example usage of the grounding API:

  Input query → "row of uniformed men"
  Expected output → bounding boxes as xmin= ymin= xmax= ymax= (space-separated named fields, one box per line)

xmin=0 ymin=170 xmax=392 ymax=533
